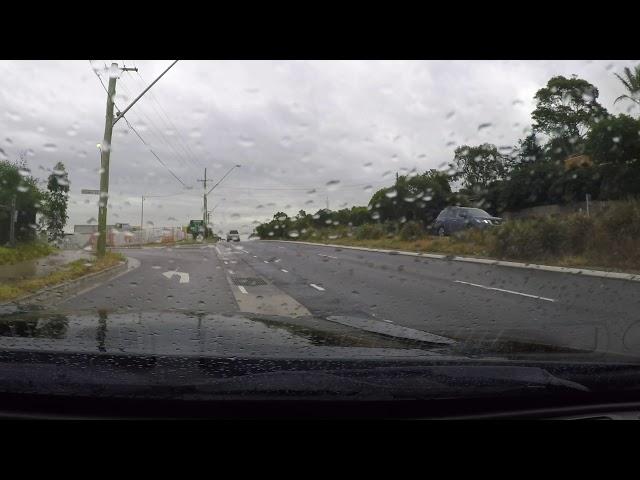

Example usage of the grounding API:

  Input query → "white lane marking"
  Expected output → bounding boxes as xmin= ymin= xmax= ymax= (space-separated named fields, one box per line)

xmin=317 ymin=254 xmax=338 ymax=259
xmin=162 ymin=271 xmax=190 ymax=284
xmin=454 ymin=280 xmax=556 ymax=302
xmin=215 ymin=246 xmax=222 ymax=255
xmin=228 ymin=270 xmax=235 ymax=275
xmin=238 ymin=285 xmax=248 ymax=294
xmin=310 ymin=283 xmax=325 ymax=291
xmin=281 ymin=269 xmax=289 ymax=273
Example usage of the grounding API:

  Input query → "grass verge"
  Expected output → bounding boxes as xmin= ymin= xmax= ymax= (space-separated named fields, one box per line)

xmin=0 ymin=243 xmax=57 ymax=266
xmin=0 ymin=252 xmax=125 ymax=302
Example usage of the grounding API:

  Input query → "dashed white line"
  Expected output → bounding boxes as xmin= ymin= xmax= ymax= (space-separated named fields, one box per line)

xmin=317 ymin=254 xmax=338 ymax=259
xmin=281 ymin=269 xmax=289 ymax=273
xmin=310 ymin=283 xmax=325 ymax=291
xmin=454 ymin=280 xmax=556 ymax=302
xmin=238 ymin=285 xmax=248 ymax=294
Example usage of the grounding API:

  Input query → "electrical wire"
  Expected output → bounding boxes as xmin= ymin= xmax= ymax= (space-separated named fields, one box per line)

xmin=91 ymin=61 xmax=190 ymax=189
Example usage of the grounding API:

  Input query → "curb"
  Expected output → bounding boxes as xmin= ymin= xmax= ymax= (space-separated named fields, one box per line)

xmin=266 ymin=240 xmax=640 ymax=283
xmin=2 ymin=259 xmax=129 ymax=306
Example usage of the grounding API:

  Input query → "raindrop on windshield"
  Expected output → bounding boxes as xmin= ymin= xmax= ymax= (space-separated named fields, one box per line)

xmin=238 ymin=136 xmax=255 ymax=148
xmin=477 ymin=123 xmax=492 ymax=132
xmin=326 ymin=180 xmax=340 ymax=191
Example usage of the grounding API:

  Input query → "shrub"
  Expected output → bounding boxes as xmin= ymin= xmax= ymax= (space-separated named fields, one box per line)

xmin=399 ymin=221 xmax=424 ymax=241
xmin=355 ymin=223 xmax=385 ymax=240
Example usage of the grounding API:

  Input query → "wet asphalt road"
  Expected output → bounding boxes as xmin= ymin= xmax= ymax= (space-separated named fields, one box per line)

xmin=57 ymin=240 xmax=640 ymax=355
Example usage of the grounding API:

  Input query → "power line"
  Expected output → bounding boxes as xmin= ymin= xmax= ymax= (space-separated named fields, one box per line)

xmin=91 ymin=62 xmax=190 ymax=188
xmin=122 ymin=117 xmax=189 ymax=188
xmin=117 ymin=75 xmax=197 ymax=174
xmin=131 ymin=68 xmax=203 ymax=169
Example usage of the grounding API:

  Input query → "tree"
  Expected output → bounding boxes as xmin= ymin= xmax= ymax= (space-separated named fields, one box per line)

xmin=585 ymin=114 xmax=640 ymax=199
xmin=450 ymin=144 xmax=511 ymax=190
xmin=531 ymin=75 xmax=608 ymax=148
xmin=515 ymin=133 xmax=544 ymax=164
xmin=0 ymin=155 xmax=43 ymax=244
xmin=614 ymin=65 xmax=640 ymax=109
xmin=41 ymin=162 xmax=70 ymax=242
xmin=368 ymin=169 xmax=451 ymax=225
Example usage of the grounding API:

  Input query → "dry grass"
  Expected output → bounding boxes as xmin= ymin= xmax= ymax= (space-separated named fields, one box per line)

xmin=0 ymin=252 xmax=125 ymax=302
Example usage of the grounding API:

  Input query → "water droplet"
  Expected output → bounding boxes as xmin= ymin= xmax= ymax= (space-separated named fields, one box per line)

xmin=6 ymin=111 xmax=21 ymax=122
xmin=326 ymin=180 xmax=340 ymax=191
xmin=385 ymin=189 xmax=397 ymax=198
xmin=512 ymin=99 xmax=524 ymax=106
xmin=288 ymin=230 xmax=299 ymax=238
xmin=17 ymin=184 xmax=29 ymax=193
xmin=86 ymin=217 xmax=97 ymax=224
xmin=371 ymin=212 xmax=381 ymax=220
xmin=445 ymin=111 xmax=455 ymax=119
xmin=363 ymin=185 xmax=372 ymax=192
xmin=0 ymin=148 xmax=8 ymax=161
xmin=238 ymin=136 xmax=254 ymax=148
xmin=391 ymin=154 xmax=399 ymax=163
xmin=281 ymin=136 xmax=292 ymax=148
xmin=55 ymin=176 xmax=69 ymax=187
xmin=477 ymin=123 xmax=492 ymax=131
xmin=612 ymin=136 xmax=620 ymax=143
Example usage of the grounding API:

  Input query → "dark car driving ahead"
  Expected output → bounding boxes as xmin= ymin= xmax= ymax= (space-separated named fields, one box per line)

xmin=433 ymin=207 xmax=502 ymax=236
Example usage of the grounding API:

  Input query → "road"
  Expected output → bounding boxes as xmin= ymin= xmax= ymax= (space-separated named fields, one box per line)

xmin=56 ymin=240 xmax=640 ymax=356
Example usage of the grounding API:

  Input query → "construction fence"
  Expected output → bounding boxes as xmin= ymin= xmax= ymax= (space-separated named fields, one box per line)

xmin=72 ymin=227 xmax=187 ymax=250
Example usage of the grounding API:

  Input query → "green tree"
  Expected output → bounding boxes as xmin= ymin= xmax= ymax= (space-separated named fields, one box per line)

xmin=369 ymin=169 xmax=451 ymax=224
xmin=41 ymin=162 xmax=70 ymax=242
xmin=0 ymin=156 xmax=43 ymax=244
xmin=532 ymin=75 xmax=608 ymax=140
xmin=585 ymin=114 xmax=640 ymax=199
xmin=614 ymin=65 xmax=640 ymax=110
xmin=450 ymin=144 xmax=511 ymax=190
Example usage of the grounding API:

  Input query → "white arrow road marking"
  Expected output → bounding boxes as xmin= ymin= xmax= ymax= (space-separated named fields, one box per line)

xmin=310 ymin=283 xmax=325 ymax=291
xmin=454 ymin=280 xmax=555 ymax=302
xmin=162 ymin=270 xmax=190 ymax=284
xmin=238 ymin=285 xmax=248 ymax=294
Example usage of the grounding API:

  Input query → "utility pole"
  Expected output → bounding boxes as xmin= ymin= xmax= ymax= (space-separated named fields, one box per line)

xmin=9 ymin=195 xmax=16 ymax=247
xmin=140 ymin=195 xmax=144 ymax=230
xmin=95 ymin=60 xmax=177 ymax=257
xmin=197 ymin=168 xmax=208 ymax=238
xmin=96 ymin=63 xmax=118 ymax=257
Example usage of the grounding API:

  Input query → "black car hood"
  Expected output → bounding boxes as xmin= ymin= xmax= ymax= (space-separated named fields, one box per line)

xmin=0 ymin=307 xmax=635 ymax=364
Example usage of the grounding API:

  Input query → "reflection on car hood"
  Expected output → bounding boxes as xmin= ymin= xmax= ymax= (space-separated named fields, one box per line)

xmin=0 ymin=307 xmax=635 ymax=363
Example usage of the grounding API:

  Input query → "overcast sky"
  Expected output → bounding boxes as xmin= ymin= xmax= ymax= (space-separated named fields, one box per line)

xmin=1 ymin=60 xmax=638 ymax=235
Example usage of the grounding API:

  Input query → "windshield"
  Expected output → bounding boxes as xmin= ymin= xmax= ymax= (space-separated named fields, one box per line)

xmin=1 ymin=60 xmax=640 ymax=416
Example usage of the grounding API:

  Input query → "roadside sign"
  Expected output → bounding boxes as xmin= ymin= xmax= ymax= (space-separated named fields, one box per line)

xmin=81 ymin=189 xmax=101 ymax=195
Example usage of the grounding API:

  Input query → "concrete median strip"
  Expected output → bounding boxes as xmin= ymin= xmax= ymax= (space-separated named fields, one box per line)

xmin=268 ymin=240 xmax=640 ymax=283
